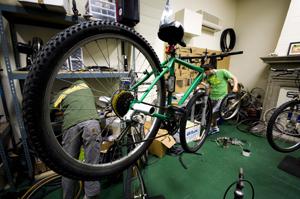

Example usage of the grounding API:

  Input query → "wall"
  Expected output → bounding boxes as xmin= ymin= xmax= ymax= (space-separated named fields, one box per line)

xmin=0 ymin=0 xmax=292 ymax=138
xmin=134 ymin=0 xmax=165 ymax=61
xmin=0 ymin=0 xmax=237 ymax=63
xmin=135 ymin=0 xmax=237 ymax=61
xmin=229 ymin=0 xmax=290 ymax=90
xmin=172 ymin=0 xmax=237 ymax=51
xmin=275 ymin=0 xmax=300 ymax=56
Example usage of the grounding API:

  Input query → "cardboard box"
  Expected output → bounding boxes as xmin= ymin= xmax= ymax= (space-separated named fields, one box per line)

xmin=177 ymin=47 xmax=192 ymax=54
xmin=174 ymin=121 xmax=201 ymax=143
xmin=144 ymin=121 xmax=152 ymax=132
xmin=175 ymin=77 xmax=192 ymax=93
xmin=100 ymin=141 xmax=114 ymax=153
xmin=180 ymin=70 xmax=191 ymax=79
xmin=148 ymin=129 xmax=176 ymax=158
xmin=177 ymin=46 xmax=231 ymax=70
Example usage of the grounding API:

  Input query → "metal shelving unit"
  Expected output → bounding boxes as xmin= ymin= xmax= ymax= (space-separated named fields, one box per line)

xmin=11 ymin=71 xmax=129 ymax=79
xmin=0 ymin=10 xmax=34 ymax=185
xmin=0 ymin=3 xmax=118 ymax=189
xmin=0 ymin=122 xmax=13 ymax=189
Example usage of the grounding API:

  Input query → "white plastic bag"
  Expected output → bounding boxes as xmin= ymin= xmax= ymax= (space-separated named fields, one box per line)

xmin=160 ymin=0 xmax=174 ymax=25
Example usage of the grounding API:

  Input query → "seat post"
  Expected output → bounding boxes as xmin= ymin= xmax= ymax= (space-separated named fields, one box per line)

xmin=165 ymin=44 xmax=176 ymax=57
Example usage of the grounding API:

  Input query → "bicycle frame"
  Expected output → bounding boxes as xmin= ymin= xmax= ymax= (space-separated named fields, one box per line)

xmin=129 ymin=56 xmax=206 ymax=120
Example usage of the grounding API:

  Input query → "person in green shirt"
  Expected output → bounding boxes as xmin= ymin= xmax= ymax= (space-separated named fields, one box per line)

xmin=204 ymin=66 xmax=238 ymax=134
xmin=53 ymin=80 xmax=101 ymax=199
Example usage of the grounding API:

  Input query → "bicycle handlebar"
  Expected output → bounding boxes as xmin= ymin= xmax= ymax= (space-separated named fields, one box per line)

xmin=180 ymin=51 xmax=243 ymax=60
xmin=221 ymin=51 xmax=244 ymax=57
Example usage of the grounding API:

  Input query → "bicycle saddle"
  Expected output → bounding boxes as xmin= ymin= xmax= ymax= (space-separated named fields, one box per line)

xmin=158 ymin=21 xmax=186 ymax=47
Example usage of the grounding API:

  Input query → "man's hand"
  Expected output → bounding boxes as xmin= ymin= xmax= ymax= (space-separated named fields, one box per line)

xmin=231 ymin=75 xmax=239 ymax=93
xmin=232 ymin=86 xmax=239 ymax=93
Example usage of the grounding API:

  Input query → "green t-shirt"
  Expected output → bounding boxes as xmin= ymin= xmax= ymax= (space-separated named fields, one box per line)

xmin=53 ymin=80 xmax=100 ymax=131
xmin=207 ymin=69 xmax=233 ymax=100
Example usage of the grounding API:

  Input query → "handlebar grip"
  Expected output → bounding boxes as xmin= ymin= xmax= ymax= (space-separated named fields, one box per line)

xmin=225 ymin=51 xmax=243 ymax=56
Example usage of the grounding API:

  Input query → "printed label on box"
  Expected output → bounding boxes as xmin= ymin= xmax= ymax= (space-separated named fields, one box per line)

xmin=185 ymin=124 xmax=201 ymax=143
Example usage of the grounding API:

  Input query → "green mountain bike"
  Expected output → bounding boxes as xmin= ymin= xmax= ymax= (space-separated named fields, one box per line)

xmin=23 ymin=20 xmax=242 ymax=180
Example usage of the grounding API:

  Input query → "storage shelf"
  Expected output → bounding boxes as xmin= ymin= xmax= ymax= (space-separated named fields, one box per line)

xmin=0 ymin=3 xmax=88 ymax=185
xmin=0 ymin=4 xmax=81 ymax=29
xmin=11 ymin=71 xmax=129 ymax=80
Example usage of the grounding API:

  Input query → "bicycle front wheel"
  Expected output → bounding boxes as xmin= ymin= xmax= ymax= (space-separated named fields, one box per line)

xmin=23 ymin=21 xmax=165 ymax=180
xmin=267 ymin=100 xmax=300 ymax=152
xmin=179 ymin=92 xmax=212 ymax=153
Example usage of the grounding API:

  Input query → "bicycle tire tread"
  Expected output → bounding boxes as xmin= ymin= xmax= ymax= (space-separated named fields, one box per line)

xmin=23 ymin=21 xmax=165 ymax=179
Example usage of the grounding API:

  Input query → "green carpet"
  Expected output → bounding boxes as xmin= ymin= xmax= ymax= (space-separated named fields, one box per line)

xmin=142 ymin=123 xmax=300 ymax=199
xmin=23 ymin=123 xmax=300 ymax=199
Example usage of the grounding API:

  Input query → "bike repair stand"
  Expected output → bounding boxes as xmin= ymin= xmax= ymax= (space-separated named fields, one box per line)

xmin=277 ymin=155 xmax=300 ymax=178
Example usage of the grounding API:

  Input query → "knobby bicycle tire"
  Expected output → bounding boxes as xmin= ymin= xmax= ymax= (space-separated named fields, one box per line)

xmin=180 ymin=92 xmax=212 ymax=153
xmin=267 ymin=99 xmax=300 ymax=153
xmin=23 ymin=21 xmax=166 ymax=180
xmin=220 ymin=28 xmax=236 ymax=52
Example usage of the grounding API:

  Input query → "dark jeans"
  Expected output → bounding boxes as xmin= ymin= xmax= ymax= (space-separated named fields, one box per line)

xmin=211 ymin=99 xmax=222 ymax=127
xmin=62 ymin=120 xmax=101 ymax=199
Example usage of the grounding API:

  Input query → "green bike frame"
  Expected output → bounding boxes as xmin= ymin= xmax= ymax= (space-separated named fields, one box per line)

xmin=129 ymin=57 xmax=206 ymax=120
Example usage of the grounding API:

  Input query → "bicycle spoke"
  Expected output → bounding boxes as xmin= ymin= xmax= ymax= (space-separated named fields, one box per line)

xmin=23 ymin=21 xmax=165 ymax=179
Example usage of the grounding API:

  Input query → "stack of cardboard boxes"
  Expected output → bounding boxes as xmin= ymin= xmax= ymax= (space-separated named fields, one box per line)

xmin=174 ymin=46 xmax=230 ymax=94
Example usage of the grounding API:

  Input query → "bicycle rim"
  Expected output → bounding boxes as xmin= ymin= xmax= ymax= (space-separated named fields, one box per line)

xmin=124 ymin=165 xmax=147 ymax=199
xmin=180 ymin=93 xmax=212 ymax=153
xmin=23 ymin=21 xmax=165 ymax=179
xmin=220 ymin=93 xmax=240 ymax=120
xmin=267 ymin=100 xmax=300 ymax=152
